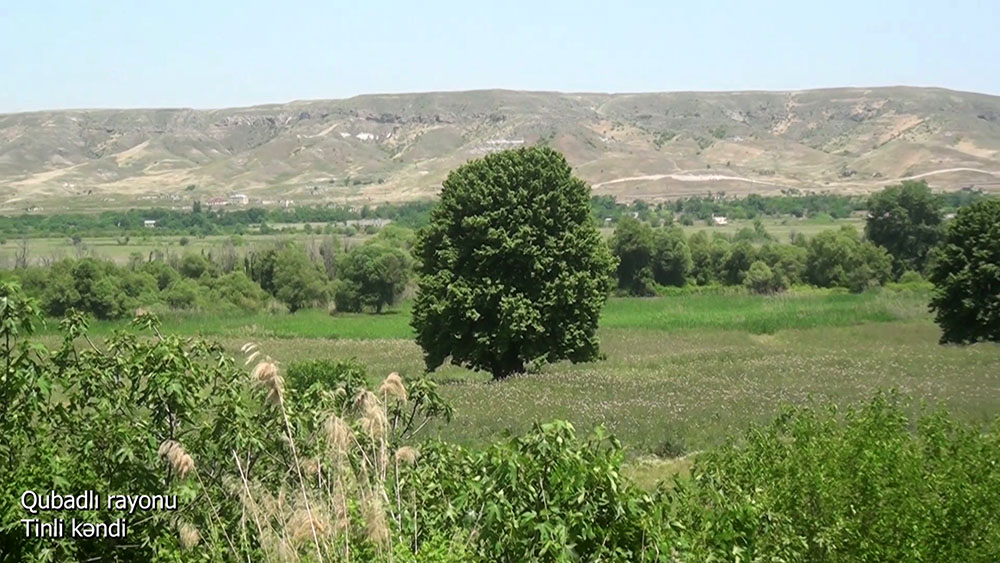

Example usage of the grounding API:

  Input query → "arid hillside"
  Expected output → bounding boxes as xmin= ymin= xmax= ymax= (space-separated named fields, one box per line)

xmin=2 ymin=87 xmax=1000 ymax=211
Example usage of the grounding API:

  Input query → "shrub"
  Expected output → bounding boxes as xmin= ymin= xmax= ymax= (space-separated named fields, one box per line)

xmin=667 ymin=393 xmax=1000 ymax=561
xmin=164 ymin=278 xmax=200 ymax=309
xmin=806 ymin=226 xmax=891 ymax=292
xmin=41 ymin=258 xmax=132 ymax=319
xmin=178 ymin=252 xmax=213 ymax=279
xmin=284 ymin=358 xmax=368 ymax=409
xmin=743 ymin=260 xmax=786 ymax=294
xmin=201 ymin=271 xmax=270 ymax=312
xmin=411 ymin=422 xmax=665 ymax=560
xmin=141 ymin=259 xmax=181 ymax=291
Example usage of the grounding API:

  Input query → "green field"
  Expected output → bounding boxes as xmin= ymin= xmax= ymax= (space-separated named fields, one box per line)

xmin=59 ymin=288 xmax=1000 ymax=457
xmin=0 ymin=230 xmax=372 ymax=266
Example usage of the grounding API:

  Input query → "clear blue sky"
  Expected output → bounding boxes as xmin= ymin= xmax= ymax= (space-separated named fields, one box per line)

xmin=1 ymin=0 xmax=997 ymax=112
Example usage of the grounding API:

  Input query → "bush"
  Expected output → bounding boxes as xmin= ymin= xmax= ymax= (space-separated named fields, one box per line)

xmin=177 ymin=252 xmax=213 ymax=279
xmin=164 ymin=278 xmax=200 ymax=309
xmin=667 ymin=393 xmax=1000 ymax=561
xmin=928 ymin=199 xmax=1000 ymax=343
xmin=743 ymin=260 xmax=786 ymax=294
xmin=201 ymin=271 xmax=270 ymax=312
xmin=411 ymin=422 xmax=664 ymax=560
xmin=284 ymin=358 xmax=368 ymax=408
xmin=806 ymin=226 xmax=891 ymax=292
xmin=41 ymin=258 xmax=133 ymax=319
xmin=141 ymin=259 xmax=181 ymax=291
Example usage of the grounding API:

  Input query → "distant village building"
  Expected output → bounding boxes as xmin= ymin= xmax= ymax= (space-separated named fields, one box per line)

xmin=280 ymin=199 xmax=294 ymax=208
xmin=143 ymin=220 xmax=157 ymax=228
xmin=206 ymin=197 xmax=228 ymax=208
xmin=712 ymin=215 xmax=729 ymax=226
xmin=944 ymin=212 xmax=957 ymax=220
xmin=229 ymin=193 xmax=249 ymax=205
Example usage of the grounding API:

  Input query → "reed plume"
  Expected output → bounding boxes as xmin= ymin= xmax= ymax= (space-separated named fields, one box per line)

xmin=158 ymin=440 xmax=195 ymax=478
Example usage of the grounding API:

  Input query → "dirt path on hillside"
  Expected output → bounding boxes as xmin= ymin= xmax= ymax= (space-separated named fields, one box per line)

xmin=593 ymin=167 xmax=1000 ymax=190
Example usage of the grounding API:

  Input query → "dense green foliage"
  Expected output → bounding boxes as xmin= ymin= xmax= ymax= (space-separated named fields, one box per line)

xmin=667 ymin=392 xmax=1000 ymax=561
xmin=1 ymin=255 xmax=270 ymax=318
xmin=651 ymin=226 xmax=692 ymax=287
xmin=412 ymin=147 xmax=616 ymax=379
xmin=806 ymin=226 xmax=893 ymax=292
xmin=2 ymin=285 xmax=997 ymax=561
xmin=928 ymin=199 xmax=1000 ymax=344
xmin=0 ymin=201 xmax=436 ymax=238
xmin=334 ymin=243 xmax=411 ymax=313
xmin=610 ymin=216 xmax=656 ymax=295
xmin=865 ymin=180 xmax=943 ymax=274
xmin=611 ymin=219 xmax=891 ymax=294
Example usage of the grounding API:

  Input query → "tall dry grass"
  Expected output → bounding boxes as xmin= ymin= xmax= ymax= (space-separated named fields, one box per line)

xmin=185 ymin=343 xmax=424 ymax=562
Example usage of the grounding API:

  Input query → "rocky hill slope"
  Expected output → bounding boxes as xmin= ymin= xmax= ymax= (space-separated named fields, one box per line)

xmin=2 ymin=87 xmax=999 ymax=211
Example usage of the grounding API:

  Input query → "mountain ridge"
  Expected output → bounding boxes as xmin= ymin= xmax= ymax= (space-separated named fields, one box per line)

xmin=2 ymin=86 xmax=999 ymax=212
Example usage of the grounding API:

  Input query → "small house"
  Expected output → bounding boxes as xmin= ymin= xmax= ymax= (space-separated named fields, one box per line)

xmin=143 ymin=220 xmax=157 ymax=228
xmin=229 ymin=193 xmax=249 ymax=205
xmin=712 ymin=215 xmax=729 ymax=226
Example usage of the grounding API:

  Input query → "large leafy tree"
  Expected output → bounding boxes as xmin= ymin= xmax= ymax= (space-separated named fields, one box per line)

xmin=865 ymin=180 xmax=943 ymax=275
xmin=928 ymin=199 xmax=1000 ymax=344
xmin=411 ymin=146 xmax=616 ymax=380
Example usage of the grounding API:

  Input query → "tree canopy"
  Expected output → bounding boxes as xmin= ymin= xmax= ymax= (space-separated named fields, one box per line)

xmin=928 ymin=199 xmax=1000 ymax=344
xmin=865 ymin=180 xmax=943 ymax=275
xmin=411 ymin=146 xmax=615 ymax=380
xmin=335 ymin=243 xmax=411 ymax=313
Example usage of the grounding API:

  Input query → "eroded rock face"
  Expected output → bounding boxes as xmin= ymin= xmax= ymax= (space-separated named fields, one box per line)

xmin=1 ymin=87 xmax=998 ymax=204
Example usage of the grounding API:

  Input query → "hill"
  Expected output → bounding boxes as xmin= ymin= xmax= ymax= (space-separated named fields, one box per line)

xmin=2 ymin=87 xmax=1000 ymax=212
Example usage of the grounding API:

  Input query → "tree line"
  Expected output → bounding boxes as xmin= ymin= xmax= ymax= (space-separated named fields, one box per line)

xmin=0 ymin=225 xmax=416 ymax=319
xmin=2 ymin=185 xmax=989 ymax=241
xmin=609 ymin=180 xmax=977 ymax=296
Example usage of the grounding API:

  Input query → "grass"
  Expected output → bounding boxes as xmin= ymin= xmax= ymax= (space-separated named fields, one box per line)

xmin=0 ymin=229 xmax=372 ymax=266
xmin=37 ymin=287 xmax=1000 ymax=484
xmin=65 ymin=289 xmax=927 ymax=340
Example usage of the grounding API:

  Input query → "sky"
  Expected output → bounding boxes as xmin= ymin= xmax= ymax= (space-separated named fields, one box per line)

xmin=1 ymin=0 xmax=997 ymax=112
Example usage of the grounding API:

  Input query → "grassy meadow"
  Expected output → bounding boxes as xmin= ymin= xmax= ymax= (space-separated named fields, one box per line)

xmin=54 ymin=287 xmax=1000 ymax=464
xmin=0 ymin=229 xmax=373 ymax=266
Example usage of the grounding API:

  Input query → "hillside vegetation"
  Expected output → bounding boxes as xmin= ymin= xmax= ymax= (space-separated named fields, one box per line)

xmin=2 ymin=87 xmax=1000 ymax=211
